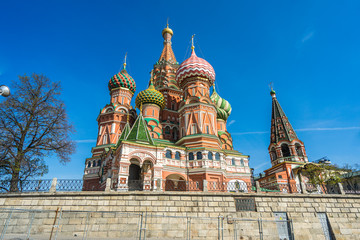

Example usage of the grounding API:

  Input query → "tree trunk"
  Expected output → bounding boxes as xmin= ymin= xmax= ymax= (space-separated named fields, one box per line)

xmin=10 ymin=160 xmax=20 ymax=192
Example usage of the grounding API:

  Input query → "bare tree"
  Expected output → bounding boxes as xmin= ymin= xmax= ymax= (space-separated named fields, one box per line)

xmin=0 ymin=74 xmax=75 ymax=192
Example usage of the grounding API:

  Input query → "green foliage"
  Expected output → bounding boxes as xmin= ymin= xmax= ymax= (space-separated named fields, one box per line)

xmin=300 ymin=163 xmax=346 ymax=185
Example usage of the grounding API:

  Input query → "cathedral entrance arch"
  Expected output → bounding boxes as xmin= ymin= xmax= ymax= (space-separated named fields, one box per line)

xmin=128 ymin=159 xmax=142 ymax=191
xmin=165 ymin=174 xmax=186 ymax=191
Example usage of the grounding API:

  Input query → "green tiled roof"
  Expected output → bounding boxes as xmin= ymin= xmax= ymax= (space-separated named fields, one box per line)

xmin=116 ymin=122 xmax=131 ymax=147
xmin=126 ymin=114 xmax=154 ymax=145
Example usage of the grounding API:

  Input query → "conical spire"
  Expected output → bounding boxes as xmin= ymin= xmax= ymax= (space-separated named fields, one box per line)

xmin=159 ymin=21 xmax=176 ymax=63
xmin=270 ymin=90 xmax=298 ymax=144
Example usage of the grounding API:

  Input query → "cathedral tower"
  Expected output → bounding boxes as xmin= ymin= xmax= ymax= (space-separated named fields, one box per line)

xmin=153 ymin=23 xmax=182 ymax=142
xmin=135 ymin=72 xmax=165 ymax=139
xmin=176 ymin=39 xmax=220 ymax=149
xmin=268 ymin=89 xmax=308 ymax=166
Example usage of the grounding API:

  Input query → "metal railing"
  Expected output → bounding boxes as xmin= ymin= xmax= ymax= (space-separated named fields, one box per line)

xmin=1 ymin=178 xmax=358 ymax=195
xmin=0 ymin=207 xmax=298 ymax=240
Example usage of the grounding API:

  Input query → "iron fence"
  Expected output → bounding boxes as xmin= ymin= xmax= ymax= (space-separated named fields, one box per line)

xmin=1 ymin=178 xmax=357 ymax=195
xmin=0 ymin=207 xmax=298 ymax=240
xmin=207 ymin=181 xmax=254 ymax=193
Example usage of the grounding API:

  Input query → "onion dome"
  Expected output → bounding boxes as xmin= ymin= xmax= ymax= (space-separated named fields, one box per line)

xmin=270 ymin=89 xmax=276 ymax=98
xmin=162 ymin=23 xmax=173 ymax=37
xmin=210 ymin=85 xmax=232 ymax=121
xmin=135 ymin=78 xmax=165 ymax=109
xmin=176 ymin=49 xmax=215 ymax=87
xmin=108 ymin=68 xmax=136 ymax=94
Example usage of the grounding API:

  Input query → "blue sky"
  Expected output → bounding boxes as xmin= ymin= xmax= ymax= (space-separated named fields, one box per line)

xmin=1 ymin=0 xmax=359 ymax=178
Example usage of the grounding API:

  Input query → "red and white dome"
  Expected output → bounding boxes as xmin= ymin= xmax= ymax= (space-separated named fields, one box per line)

xmin=176 ymin=50 xmax=215 ymax=87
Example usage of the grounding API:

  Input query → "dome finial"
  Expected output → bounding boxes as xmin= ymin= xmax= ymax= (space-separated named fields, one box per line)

xmin=123 ymin=52 xmax=127 ymax=70
xmin=269 ymin=82 xmax=276 ymax=98
xmin=191 ymin=34 xmax=195 ymax=51
xmin=149 ymin=70 xmax=155 ymax=89
xmin=162 ymin=19 xmax=173 ymax=38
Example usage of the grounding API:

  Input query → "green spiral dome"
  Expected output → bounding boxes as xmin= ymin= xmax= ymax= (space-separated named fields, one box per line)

xmin=210 ymin=85 xmax=232 ymax=121
xmin=135 ymin=81 xmax=165 ymax=109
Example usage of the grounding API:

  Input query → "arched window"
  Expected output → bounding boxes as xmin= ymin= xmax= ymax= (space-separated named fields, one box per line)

xmin=206 ymin=125 xmax=210 ymax=134
xmin=281 ymin=144 xmax=291 ymax=157
xmin=102 ymin=134 xmax=108 ymax=145
xmin=295 ymin=143 xmax=303 ymax=156
xmin=270 ymin=147 xmax=277 ymax=161
xmin=171 ymin=101 xmax=175 ymax=110
xmin=97 ymin=160 xmax=101 ymax=167
xmin=189 ymin=152 xmax=194 ymax=160
xmin=196 ymin=152 xmax=202 ymax=160
xmin=172 ymin=128 xmax=178 ymax=140
xmin=208 ymin=152 xmax=213 ymax=160
xmin=165 ymin=126 xmax=170 ymax=135
xmin=215 ymin=153 xmax=220 ymax=161
xmin=175 ymin=151 xmax=180 ymax=160
xmin=87 ymin=161 xmax=91 ymax=168
xmin=231 ymin=158 xmax=236 ymax=165
xmin=240 ymin=159 xmax=244 ymax=166
xmin=191 ymin=124 xmax=197 ymax=134
xmin=166 ymin=150 xmax=172 ymax=159
xmin=92 ymin=161 xmax=96 ymax=167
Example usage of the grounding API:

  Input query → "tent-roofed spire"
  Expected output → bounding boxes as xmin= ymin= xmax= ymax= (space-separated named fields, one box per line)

xmin=159 ymin=21 xmax=176 ymax=63
xmin=270 ymin=90 xmax=298 ymax=144
xmin=125 ymin=113 xmax=154 ymax=145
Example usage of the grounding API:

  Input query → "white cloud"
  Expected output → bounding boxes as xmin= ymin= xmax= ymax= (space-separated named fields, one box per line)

xmin=301 ymin=30 xmax=315 ymax=43
xmin=254 ymin=162 xmax=269 ymax=170
xmin=227 ymin=120 xmax=236 ymax=127
xmin=231 ymin=126 xmax=360 ymax=135
xmin=295 ymin=127 xmax=360 ymax=132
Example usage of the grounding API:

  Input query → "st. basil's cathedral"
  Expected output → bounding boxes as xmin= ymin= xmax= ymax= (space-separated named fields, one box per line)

xmin=82 ymin=24 xmax=308 ymax=191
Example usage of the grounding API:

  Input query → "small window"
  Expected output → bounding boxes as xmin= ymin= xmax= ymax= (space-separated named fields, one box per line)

xmin=191 ymin=124 xmax=197 ymax=134
xmin=97 ymin=160 xmax=101 ymax=167
xmin=196 ymin=152 xmax=202 ymax=160
xmin=102 ymin=134 xmax=108 ymax=145
xmin=208 ymin=152 xmax=213 ymax=160
xmin=87 ymin=161 xmax=91 ymax=168
xmin=240 ymin=159 xmax=244 ymax=166
xmin=278 ymin=175 xmax=282 ymax=179
xmin=232 ymin=158 xmax=236 ymax=165
xmin=175 ymin=152 xmax=180 ymax=160
xmin=92 ymin=161 xmax=96 ymax=167
xmin=206 ymin=125 xmax=210 ymax=134
xmin=189 ymin=153 xmax=194 ymax=160
xmin=165 ymin=126 xmax=170 ymax=134
xmin=166 ymin=150 xmax=172 ymax=159
xmin=215 ymin=153 xmax=220 ymax=161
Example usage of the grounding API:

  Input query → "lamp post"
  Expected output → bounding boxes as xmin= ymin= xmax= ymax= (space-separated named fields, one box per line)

xmin=0 ymin=85 xmax=10 ymax=97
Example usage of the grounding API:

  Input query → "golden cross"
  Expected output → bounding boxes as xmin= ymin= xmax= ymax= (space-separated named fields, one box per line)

xmin=191 ymin=34 xmax=195 ymax=50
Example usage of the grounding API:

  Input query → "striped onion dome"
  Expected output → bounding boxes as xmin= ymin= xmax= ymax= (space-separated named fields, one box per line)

xmin=135 ymin=81 xmax=165 ymax=109
xmin=108 ymin=68 xmax=136 ymax=94
xmin=176 ymin=50 xmax=215 ymax=87
xmin=210 ymin=85 xmax=232 ymax=121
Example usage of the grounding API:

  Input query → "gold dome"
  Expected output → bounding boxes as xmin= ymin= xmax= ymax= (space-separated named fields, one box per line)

xmin=162 ymin=24 xmax=173 ymax=37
